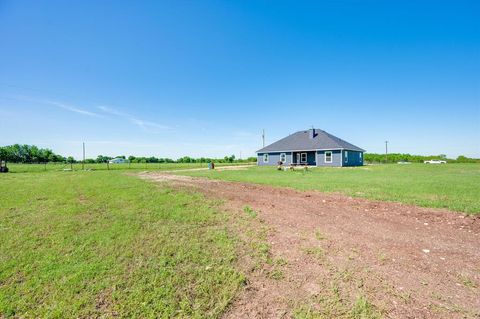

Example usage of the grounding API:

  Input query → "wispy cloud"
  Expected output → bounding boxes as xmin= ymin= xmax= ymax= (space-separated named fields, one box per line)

xmin=44 ymin=100 xmax=100 ymax=117
xmin=5 ymin=95 xmax=170 ymax=132
xmin=10 ymin=95 xmax=101 ymax=117
xmin=98 ymin=105 xmax=170 ymax=132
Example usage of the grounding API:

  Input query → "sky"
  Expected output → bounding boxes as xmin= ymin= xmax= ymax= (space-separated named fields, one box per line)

xmin=0 ymin=0 xmax=479 ymax=159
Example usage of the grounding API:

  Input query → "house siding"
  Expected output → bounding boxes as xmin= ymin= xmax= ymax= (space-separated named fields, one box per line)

xmin=258 ymin=150 xmax=364 ymax=167
xmin=316 ymin=150 xmax=342 ymax=167
xmin=342 ymin=150 xmax=363 ymax=166
xmin=257 ymin=152 xmax=293 ymax=166
xmin=292 ymin=151 xmax=316 ymax=165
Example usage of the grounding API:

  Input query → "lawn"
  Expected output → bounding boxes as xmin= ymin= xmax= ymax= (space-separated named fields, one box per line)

xmin=176 ymin=164 xmax=480 ymax=214
xmin=0 ymin=171 xmax=244 ymax=318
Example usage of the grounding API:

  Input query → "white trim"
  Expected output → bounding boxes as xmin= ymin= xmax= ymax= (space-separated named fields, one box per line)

xmin=263 ymin=153 xmax=269 ymax=163
xmin=300 ymin=152 xmax=307 ymax=163
xmin=280 ymin=153 xmax=286 ymax=162
xmin=324 ymin=151 xmax=333 ymax=163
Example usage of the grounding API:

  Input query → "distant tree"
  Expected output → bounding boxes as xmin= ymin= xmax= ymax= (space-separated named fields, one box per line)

xmin=96 ymin=155 xmax=112 ymax=163
xmin=0 ymin=144 xmax=65 ymax=163
xmin=456 ymin=155 xmax=478 ymax=163
xmin=147 ymin=156 xmax=159 ymax=163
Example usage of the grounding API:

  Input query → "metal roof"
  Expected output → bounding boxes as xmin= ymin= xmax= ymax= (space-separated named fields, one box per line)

xmin=256 ymin=129 xmax=365 ymax=153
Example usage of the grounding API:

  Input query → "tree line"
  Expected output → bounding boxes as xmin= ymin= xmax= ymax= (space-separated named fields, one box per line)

xmin=2 ymin=144 xmax=478 ymax=164
xmin=0 ymin=144 xmax=65 ymax=163
xmin=86 ymin=154 xmax=256 ymax=164
xmin=364 ymin=153 xmax=479 ymax=163
xmin=0 ymin=144 xmax=257 ymax=164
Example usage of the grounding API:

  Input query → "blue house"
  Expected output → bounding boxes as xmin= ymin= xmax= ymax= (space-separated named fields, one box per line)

xmin=256 ymin=128 xmax=365 ymax=167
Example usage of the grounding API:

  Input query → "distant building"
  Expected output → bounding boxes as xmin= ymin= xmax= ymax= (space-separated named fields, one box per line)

xmin=256 ymin=128 xmax=365 ymax=167
xmin=109 ymin=158 xmax=129 ymax=164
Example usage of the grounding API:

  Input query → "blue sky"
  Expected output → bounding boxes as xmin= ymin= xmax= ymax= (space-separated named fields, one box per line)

xmin=0 ymin=0 xmax=478 ymax=159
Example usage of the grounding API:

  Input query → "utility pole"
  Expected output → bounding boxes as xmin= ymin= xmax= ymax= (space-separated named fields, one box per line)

xmin=82 ymin=142 xmax=85 ymax=170
xmin=385 ymin=141 xmax=389 ymax=163
xmin=262 ymin=129 xmax=265 ymax=148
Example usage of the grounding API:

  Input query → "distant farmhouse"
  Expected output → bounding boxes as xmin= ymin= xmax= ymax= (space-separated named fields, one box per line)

xmin=256 ymin=128 xmax=365 ymax=167
xmin=109 ymin=158 xmax=129 ymax=164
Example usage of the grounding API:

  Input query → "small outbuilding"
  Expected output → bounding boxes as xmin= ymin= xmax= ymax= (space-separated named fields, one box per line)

xmin=256 ymin=128 xmax=365 ymax=167
xmin=109 ymin=158 xmax=129 ymax=164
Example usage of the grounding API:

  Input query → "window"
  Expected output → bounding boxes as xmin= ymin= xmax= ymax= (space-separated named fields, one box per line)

xmin=345 ymin=151 xmax=348 ymax=163
xmin=301 ymin=153 xmax=307 ymax=163
xmin=280 ymin=153 xmax=286 ymax=162
xmin=359 ymin=152 xmax=362 ymax=161
xmin=263 ymin=154 xmax=269 ymax=163
xmin=325 ymin=151 xmax=332 ymax=163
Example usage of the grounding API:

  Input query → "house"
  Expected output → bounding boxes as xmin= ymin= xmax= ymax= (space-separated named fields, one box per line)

xmin=256 ymin=128 xmax=365 ymax=167
xmin=109 ymin=158 xmax=129 ymax=164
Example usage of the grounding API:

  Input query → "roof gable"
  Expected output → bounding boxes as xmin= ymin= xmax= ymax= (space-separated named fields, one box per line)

xmin=256 ymin=129 xmax=365 ymax=153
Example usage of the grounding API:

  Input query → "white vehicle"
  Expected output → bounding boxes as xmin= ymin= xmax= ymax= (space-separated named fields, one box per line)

xmin=424 ymin=159 xmax=446 ymax=164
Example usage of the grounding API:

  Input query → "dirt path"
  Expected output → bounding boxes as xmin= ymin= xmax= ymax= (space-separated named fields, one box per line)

xmin=139 ymin=173 xmax=480 ymax=319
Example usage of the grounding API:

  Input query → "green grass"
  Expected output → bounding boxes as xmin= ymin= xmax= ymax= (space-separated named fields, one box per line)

xmin=6 ymin=162 xmax=253 ymax=173
xmin=176 ymin=164 xmax=480 ymax=214
xmin=293 ymin=295 xmax=381 ymax=319
xmin=0 ymin=171 xmax=245 ymax=318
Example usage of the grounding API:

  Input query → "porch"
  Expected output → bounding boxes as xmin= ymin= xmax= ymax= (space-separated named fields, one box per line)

xmin=291 ymin=151 xmax=316 ymax=166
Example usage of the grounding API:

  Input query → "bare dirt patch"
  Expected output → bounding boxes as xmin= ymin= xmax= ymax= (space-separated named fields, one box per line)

xmin=139 ymin=172 xmax=480 ymax=318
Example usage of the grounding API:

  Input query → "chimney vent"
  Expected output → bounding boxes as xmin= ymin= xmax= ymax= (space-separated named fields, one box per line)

xmin=309 ymin=128 xmax=316 ymax=139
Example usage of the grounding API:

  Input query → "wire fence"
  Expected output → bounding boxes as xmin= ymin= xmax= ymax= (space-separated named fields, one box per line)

xmin=5 ymin=162 xmax=255 ymax=173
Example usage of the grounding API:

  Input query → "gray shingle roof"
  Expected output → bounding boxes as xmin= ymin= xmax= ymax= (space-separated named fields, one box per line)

xmin=256 ymin=129 xmax=365 ymax=153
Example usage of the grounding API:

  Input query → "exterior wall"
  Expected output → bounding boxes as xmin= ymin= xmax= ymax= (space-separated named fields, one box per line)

xmin=292 ymin=151 xmax=316 ymax=165
xmin=316 ymin=150 xmax=342 ymax=167
xmin=257 ymin=152 xmax=293 ymax=166
xmin=317 ymin=150 xmax=364 ymax=167
xmin=258 ymin=150 xmax=364 ymax=167
xmin=342 ymin=150 xmax=364 ymax=166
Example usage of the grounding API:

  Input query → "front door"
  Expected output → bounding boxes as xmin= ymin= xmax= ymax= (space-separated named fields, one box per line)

xmin=296 ymin=153 xmax=301 ymax=164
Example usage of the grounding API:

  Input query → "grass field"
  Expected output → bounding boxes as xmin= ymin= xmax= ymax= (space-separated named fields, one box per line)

xmin=6 ymin=162 xmax=253 ymax=173
xmin=0 ymin=171 xmax=244 ymax=318
xmin=2 ymin=164 xmax=478 ymax=317
xmin=176 ymin=164 xmax=480 ymax=214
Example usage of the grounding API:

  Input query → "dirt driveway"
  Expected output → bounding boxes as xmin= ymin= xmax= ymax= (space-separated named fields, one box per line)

xmin=139 ymin=173 xmax=480 ymax=319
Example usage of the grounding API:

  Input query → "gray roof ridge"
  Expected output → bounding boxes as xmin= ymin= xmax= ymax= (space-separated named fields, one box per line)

xmin=256 ymin=128 xmax=365 ymax=153
xmin=318 ymin=129 xmax=365 ymax=151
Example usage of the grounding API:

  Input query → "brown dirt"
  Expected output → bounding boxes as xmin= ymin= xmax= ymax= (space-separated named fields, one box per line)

xmin=138 ymin=173 xmax=480 ymax=319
